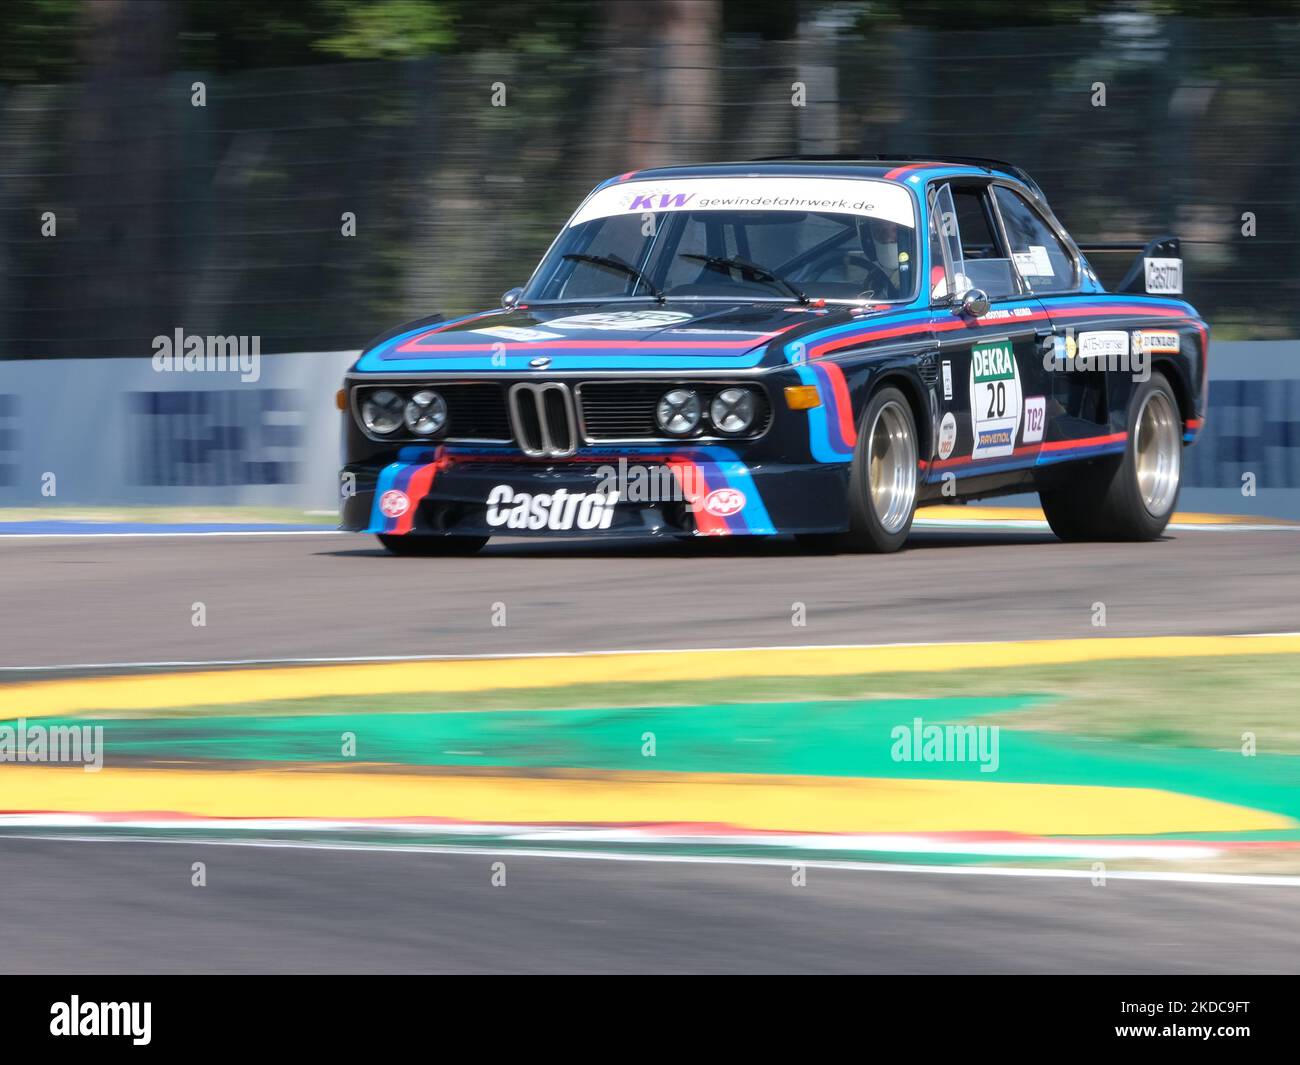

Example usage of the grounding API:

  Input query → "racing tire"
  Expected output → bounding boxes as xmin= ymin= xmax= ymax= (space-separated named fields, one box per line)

xmin=834 ymin=385 xmax=919 ymax=553
xmin=377 ymin=534 xmax=489 ymax=556
xmin=1040 ymin=371 xmax=1182 ymax=542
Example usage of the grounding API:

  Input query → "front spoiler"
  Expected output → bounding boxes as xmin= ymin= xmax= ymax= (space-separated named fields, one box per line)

xmin=340 ymin=448 xmax=850 ymax=538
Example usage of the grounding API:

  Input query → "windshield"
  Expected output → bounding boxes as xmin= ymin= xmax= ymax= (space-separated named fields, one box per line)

xmin=525 ymin=176 xmax=918 ymax=304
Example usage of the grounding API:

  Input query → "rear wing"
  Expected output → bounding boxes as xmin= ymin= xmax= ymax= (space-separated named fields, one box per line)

xmin=1075 ymin=235 xmax=1182 ymax=296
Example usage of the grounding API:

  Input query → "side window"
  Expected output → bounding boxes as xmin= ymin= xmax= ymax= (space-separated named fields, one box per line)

xmin=993 ymin=186 xmax=1076 ymax=292
xmin=951 ymin=187 xmax=999 ymax=259
xmin=942 ymin=184 xmax=1019 ymax=300
xmin=928 ymin=184 xmax=966 ymax=302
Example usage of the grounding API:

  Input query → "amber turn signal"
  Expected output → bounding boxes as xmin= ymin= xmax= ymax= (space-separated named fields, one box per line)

xmin=335 ymin=388 xmax=347 ymax=411
xmin=784 ymin=385 xmax=821 ymax=410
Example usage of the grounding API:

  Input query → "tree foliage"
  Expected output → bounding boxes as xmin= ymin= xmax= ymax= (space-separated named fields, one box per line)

xmin=7 ymin=0 xmax=1300 ymax=84
xmin=0 ymin=0 xmax=81 ymax=84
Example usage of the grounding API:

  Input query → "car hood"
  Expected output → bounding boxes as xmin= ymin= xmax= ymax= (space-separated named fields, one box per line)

xmin=351 ymin=301 xmax=891 ymax=374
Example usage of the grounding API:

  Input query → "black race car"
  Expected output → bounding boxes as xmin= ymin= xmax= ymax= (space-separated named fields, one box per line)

xmin=340 ymin=156 xmax=1206 ymax=554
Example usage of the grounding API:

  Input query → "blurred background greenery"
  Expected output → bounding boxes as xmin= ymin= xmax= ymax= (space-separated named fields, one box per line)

xmin=1 ymin=0 xmax=1297 ymax=356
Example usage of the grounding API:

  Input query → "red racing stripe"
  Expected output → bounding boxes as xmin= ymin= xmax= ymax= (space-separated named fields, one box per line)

xmin=883 ymin=163 xmax=942 ymax=181
xmin=809 ymin=305 xmax=1194 ymax=360
xmin=398 ymin=339 xmax=776 ymax=353
xmin=1038 ymin=431 xmax=1126 ymax=453
xmin=667 ymin=458 xmax=730 ymax=535
xmin=820 ymin=362 xmax=858 ymax=449
xmin=398 ymin=322 xmax=803 ymax=354
xmin=392 ymin=452 xmax=452 ymax=534
xmin=930 ymin=430 xmax=1126 ymax=470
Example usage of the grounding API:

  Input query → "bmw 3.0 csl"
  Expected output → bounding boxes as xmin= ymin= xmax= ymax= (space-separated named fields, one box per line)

xmin=340 ymin=155 xmax=1206 ymax=555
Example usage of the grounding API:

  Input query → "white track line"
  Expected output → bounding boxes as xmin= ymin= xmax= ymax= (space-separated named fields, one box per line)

xmin=912 ymin=517 xmax=1300 ymax=533
xmin=0 ymin=815 xmax=1225 ymax=860
xmin=1168 ymin=522 xmax=1300 ymax=532
xmin=1 ymin=832 xmax=1296 ymax=887
xmin=2 ymin=631 xmax=1297 ymax=674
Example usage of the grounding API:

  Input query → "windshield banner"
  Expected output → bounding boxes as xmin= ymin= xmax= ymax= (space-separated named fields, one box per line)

xmin=569 ymin=177 xmax=916 ymax=229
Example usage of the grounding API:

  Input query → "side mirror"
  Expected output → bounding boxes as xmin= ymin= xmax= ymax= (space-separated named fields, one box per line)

xmin=958 ymin=288 xmax=990 ymax=318
xmin=501 ymin=287 xmax=524 ymax=310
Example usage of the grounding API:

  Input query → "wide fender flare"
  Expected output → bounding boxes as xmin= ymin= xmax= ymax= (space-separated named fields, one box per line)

xmin=843 ymin=362 xmax=935 ymax=459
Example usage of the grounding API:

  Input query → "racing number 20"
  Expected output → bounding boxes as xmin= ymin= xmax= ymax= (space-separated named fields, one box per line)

xmin=985 ymin=382 xmax=1007 ymax=419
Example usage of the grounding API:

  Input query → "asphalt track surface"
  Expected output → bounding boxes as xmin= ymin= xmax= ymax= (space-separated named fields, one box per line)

xmin=2 ymin=839 xmax=1298 ymax=974
xmin=2 ymin=527 xmax=1298 ymax=974
xmin=1 ymin=527 xmax=1298 ymax=669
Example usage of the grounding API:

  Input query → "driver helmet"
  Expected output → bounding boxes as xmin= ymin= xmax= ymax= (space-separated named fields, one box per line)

xmin=864 ymin=217 xmax=908 ymax=292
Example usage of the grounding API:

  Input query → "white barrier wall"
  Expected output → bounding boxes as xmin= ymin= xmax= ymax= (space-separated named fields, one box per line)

xmin=0 ymin=352 xmax=358 ymax=510
xmin=1 ymin=343 xmax=1297 ymax=517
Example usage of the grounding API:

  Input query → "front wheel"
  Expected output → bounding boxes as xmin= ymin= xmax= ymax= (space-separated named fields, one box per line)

xmin=377 ymin=534 xmax=489 ymax=556
xmin=837 ymin=386 xmax=919 ymax=553
xmin=1040 ymin=371 xmax=1182 ymax=542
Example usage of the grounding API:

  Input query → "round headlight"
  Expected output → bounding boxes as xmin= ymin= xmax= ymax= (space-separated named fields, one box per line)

xmin=404 ymin=390 xmax=448 ymax=436
xmin=709 ymin=387 xmax=756 ymax=434
xmin=361 ymin=389 xmax=405 ymax=435
xmin=656 ymin=388 xmax=702 ymax=436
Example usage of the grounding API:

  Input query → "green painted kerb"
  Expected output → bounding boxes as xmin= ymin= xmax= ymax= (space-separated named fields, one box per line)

xmin=17 ymin=695 xmax=1300 ymax=826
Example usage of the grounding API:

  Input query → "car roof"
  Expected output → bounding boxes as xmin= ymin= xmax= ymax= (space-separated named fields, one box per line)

xmin=607 ymin=156 xmax=1041 ymax=197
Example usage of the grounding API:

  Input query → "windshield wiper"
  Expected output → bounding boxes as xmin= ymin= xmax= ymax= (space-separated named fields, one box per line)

xmin=562 ymin=253 xmax=664 ymax=302
xmin=678 ymin=253 xmax=810 ymax=304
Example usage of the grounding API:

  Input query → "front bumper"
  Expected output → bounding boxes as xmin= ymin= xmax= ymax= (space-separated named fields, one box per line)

xmin=341 ymin=446 xmax=850 ymax=538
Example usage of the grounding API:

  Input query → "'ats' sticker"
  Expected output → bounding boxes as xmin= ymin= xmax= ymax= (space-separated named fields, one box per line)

xmin=1023 ymin=396 xmax=1046 ymax=444
xmin=1132 ymin=330 xmax=1180 ymax=354
xmin=486 ymin=485 xmax=618 ymax=530
xmin=1144 ymin=257 xmax=1183 ymax=294
xmin=937 ymin=411 xmax=957 ymax=459
xmin=701 ymin=487 xmax=746 ymax=517
xmin=472 ymin=326 xmax=564 ymax=342
xmin=545 ymin=310 xmax=693 ymax=331
xmin=969 ymin=339 xmax=1022 ymax=459
xmin=379 ymin=490 xmax=410 ymax=518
